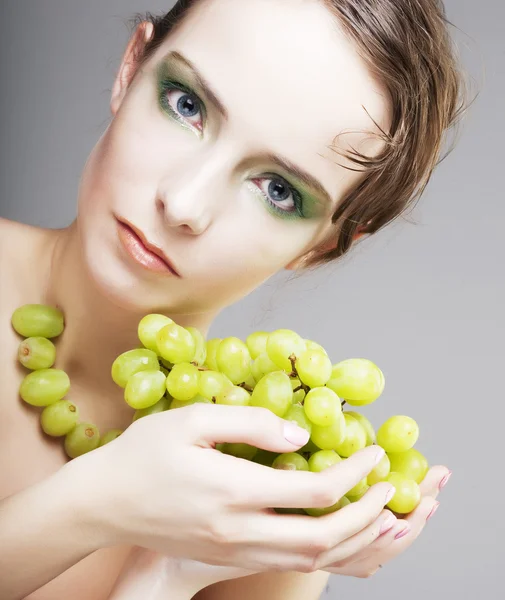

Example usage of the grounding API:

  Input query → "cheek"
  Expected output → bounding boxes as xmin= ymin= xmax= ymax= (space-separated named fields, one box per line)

xmin=206 ymin=215 xmax=319 ymax=281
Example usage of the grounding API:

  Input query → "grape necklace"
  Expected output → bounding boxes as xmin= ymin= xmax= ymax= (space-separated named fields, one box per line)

xmin=11 ymin=303 xmax=428 ymax=516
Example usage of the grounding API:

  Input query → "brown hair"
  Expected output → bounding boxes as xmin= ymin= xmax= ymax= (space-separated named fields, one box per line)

xmin=128 ymin=0 xmax=467 ymax=266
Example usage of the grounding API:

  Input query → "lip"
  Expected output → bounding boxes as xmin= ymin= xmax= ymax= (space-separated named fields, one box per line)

xmin=115 ymin=217 xmax=181 ymax=277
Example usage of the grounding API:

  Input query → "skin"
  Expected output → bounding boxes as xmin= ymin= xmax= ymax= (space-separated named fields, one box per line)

xmin=0 ymin=0 xmax=449 ymax=599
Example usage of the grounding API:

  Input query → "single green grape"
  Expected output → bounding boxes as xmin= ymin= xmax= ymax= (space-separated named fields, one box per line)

xmin=304 ymin=339 xmax=328 ymax=355
xmin=326 ymin=358 xmax=384 ymax=406
xmin=216 ymin=385 xmax=250 ymax=406
xmin=310 ymin=412 xmax=347 ymax=450
xmin=40 ymin=400 xmax=79 ymax=436
xmin=347 ymin=477 xmax=368 ymax=498
xmin=99 ymin=429 xmax=123 ymax=446
xmin=64 ymin=423 xmax=100 ymax=458
xmin=266 ymin=329 xmax=306 ymax=371
xmin=377 ymin=416 xmax=419 ymax=453
xmin=386 ymin=472 xmax=421 ymax=514
xmin=11 ymin=304 xmax=64 ymax=339
xmin=367 ymin=452 xmax=391 ymax=485
xmin=334 ymin=413 xmax=367 ymax=457
xmin=345 ymin=411 xmax=376 ymax=446
xmin=273 ymin=452 xmax=309 ymax=471
xmin=169 ymin=395 xmax=212 ymax=409
xmin=290 ymin=378 xmax=306 ymax=404
xmin=246 ymin=331 xmax=269 ymax=360
xmin=346 ymin=483 xmax=370 ymax=502
xmin=388 ymin=448 xmax=428 ymax=484
xmin=18 ymin=337 xmax=56 ymax=370
xmin=303 ymin=387 xmax=341 ymax=427
xmin=156 ymin=323 xmax=196 ymax=364
xmin=305 ymin=496 xmax=348 ymax=517
xmin=219 ymin=443 xmax=258 ymax=460
xmin=243 ymin=373 xmax=257 ymax=389
xmin=133 ymin=395 xmax=172 ymax=420
xmin=308 ymin=449 xmax=342 ymax=472
xmin=283 ymin=403 xmax=312 ymax=436
xmin=296 ymin=349 xmax=332 ymax=388
xmin=137 ymin=314 xmax=172 ymax=352
xmin=20 ymin=368 xmax=70 ymax=407
xmin=111 ymin=349 xmax=159 ymax=388
xmin=198 ymin=370 xmax=232 ymax=400
xmin=250 ymin=371 xmax=292 ymax=417
xmin=204 ymin=338 xmax=222 ymax=370
xmin=216 ymin=337 xmax=252 ymax=384
xmin=187 ymin=326 xmax=207 ymax=365
xmin=124 ymin=370 xmax=166 ymax=410
xmin=251 ymin=352 xmax=279 ymax=382
xmin=166 ymin=363 xmax=199 ymax=401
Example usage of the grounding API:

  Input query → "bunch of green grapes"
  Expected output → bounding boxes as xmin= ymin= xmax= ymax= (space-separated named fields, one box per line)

xmin=12 ymin=306 xmax=428 ymax=516
xmin=117 ymin=315 xmax=428 ymax=516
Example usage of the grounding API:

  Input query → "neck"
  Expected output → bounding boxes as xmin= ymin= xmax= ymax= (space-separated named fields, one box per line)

xmin=43 ymin=222 xmax=216 ymax=401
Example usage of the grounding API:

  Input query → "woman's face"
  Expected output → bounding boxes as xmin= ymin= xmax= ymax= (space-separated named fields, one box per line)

xmin=77 ymin=0 xmax=389 ymax=316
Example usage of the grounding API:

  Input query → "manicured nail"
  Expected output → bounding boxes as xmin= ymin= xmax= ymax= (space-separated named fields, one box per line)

xmin=380 ymin=514 xmax=396 ymax=535
xmin=439 ymin=471 xmax=452 ymax=490
xmin=283 ymin=422 xmax=310 ymax=446
xmin=426 ymin=502 xmax=440 ymax=521
xmin=374 ymin=446 xmax=386 ymax=465
xmin=385 ymin=486 xmax=396 ymax=504
xmin=394 ymin=524 xmax=410 ymax=540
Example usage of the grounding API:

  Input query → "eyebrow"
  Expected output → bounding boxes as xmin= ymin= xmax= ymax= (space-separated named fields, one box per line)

xmin=166 ymin=51 xmax=335 ymax=207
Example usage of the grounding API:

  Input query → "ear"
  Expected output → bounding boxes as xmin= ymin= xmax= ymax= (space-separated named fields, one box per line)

xmin=284 ymin=225 xmax=368 ymax=271
xmin=111 ymin=21 xmax=155 ymax=116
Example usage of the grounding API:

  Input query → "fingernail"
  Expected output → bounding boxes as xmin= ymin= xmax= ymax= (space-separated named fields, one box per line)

xmin=374 ymin=446 xmax=386 ymax=465
xmin=380 ymin=514 xmax=396 ymax=535
xmin=283 ymin=422 xmax=310 ymax=446
xmin=426 ymin=502 xmax=440 ymax=521
xmin=385 ymin=486 xmax=396 ymax=504
xmin=394 ymin=524 xmax=410 ymax=540
xmin=439 ymin=471 xmax=452 ymax=490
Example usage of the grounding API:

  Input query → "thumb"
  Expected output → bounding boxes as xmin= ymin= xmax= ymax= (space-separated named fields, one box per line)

xmin=180 ymin=404 xmax=311 ymax=453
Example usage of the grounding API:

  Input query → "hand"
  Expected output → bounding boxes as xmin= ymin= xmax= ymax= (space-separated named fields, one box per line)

xmin=321 ymin=465 xmax=450 ymax=578
xmin=79 ymin=403 xmax=394 ymax=574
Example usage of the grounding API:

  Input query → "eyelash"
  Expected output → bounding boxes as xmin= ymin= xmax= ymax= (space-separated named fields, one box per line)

xmin=158 ymin=78 xmax=307 ymax=219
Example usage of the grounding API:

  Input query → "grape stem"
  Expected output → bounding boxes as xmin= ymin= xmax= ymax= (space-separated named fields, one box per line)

xmin=341 ymin=400 xmax=346 ymax=408
xmin=239 ymin=383 xmax=254 ymax=393
xmin=288 ymin=354 xmax=298 ymax=377
xmin=289 ymin=355 xmax=310 ymax=396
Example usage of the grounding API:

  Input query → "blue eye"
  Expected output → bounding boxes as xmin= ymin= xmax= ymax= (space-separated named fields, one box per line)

xmin=251 ymin=176 xmax=305 ymax=219
xmin=159 ymin=80 xmax=204 ymax=131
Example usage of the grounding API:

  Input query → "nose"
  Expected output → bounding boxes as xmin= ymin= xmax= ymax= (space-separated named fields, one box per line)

xmin=156 ymin=153 xmax=229 ymax=236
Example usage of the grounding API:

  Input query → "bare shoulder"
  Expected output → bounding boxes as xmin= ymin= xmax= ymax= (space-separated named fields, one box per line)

xmin=0 ymin=217 xmax=57 ymax=296
xmin=193 ymin=570 xmax=330 ymax=600
xmin=0 ymin=216 xmax=52 ymax=254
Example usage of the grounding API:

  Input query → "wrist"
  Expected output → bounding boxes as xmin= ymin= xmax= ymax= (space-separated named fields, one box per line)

xmin=57 ymin=452 xmax=117 ymax=550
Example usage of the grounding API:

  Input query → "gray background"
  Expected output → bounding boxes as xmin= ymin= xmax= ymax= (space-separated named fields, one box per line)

xmin=0 ymin=1 xmax=503 ymax=598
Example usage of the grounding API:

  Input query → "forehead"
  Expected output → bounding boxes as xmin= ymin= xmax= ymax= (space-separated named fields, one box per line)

xmin=151 ymin=0 xmax=390 ymax=199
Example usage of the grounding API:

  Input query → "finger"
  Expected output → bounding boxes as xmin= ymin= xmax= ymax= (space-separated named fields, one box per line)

xmin=403 ymin=495 xmax=439 ymax=531
xmin=315 ymin=509 xmax=396 ymax=569
xmin=332 ymin=494 xmax=440 ymax=572
xmin=230 ymin=445 xmax=388 ymax=509
xmin=419 ymin=465 xmax=451 ymax=499
xmin=329 ymin=514 xmax=408 ymax=569
xmin=180 ymin=404 xmax=311 ymax=453
xmin=228 ymin=480 xmax=393 ymax=561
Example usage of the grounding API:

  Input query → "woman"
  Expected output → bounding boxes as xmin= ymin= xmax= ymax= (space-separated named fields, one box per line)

xmin=0 ymin=0 xmax=464 ymax=599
